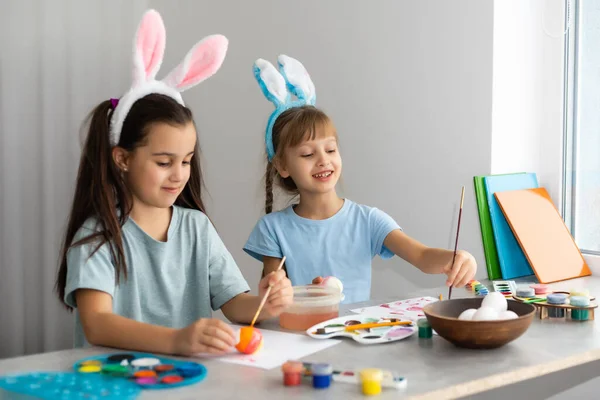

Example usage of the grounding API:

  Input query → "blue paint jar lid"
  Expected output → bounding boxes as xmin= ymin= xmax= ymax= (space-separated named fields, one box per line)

xmin=546 ymin=293 xmax=568 ymax=304
xmin=311 ymin=363 xmax=332 ymax=376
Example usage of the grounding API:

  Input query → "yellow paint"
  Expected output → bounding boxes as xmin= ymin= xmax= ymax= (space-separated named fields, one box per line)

xmin=360 ymin=368 xmax=383 ymax=395
xmin=78 ymin=365 xmax=101 ymax=373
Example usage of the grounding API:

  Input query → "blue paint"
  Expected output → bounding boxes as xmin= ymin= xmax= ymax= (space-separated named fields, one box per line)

xmin=311 ymin=363 xmax=332 ymax=389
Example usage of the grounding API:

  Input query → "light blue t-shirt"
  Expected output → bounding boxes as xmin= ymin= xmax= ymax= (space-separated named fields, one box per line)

xmin=243 ymin=199 xmax=401 ymax=304
xmin=64 ymin=205 xmax=250 ymax=347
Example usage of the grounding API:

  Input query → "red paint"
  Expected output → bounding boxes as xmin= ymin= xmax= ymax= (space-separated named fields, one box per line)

xmin=283 ymin=372 xmax=302 ymax=386
xmin=282 ymin=361 xmax=304 ymax=386
xmin=161 ymin=375 xmax=184 ymax=384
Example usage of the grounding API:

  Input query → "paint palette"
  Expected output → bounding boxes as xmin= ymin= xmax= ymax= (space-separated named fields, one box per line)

xmin=492 ymin=280 xmax=517 ymax=297
xmin=0 ymin=372 xmax=141 ymax=400
xmin=72 ymin=352 xmax=207 ymax=390
xmin=306 ymin=315 xmax=416 ymax=344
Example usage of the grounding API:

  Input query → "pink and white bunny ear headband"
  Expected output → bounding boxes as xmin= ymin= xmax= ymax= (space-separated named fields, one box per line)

xmin=253 ymin=55 xmax=316 ymax=161
xmin=109 ymin=9 xmax=228 ymax=146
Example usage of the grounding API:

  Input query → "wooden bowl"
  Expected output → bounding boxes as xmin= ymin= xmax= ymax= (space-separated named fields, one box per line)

xmin=423 ymin=298 xmax=536 ymax=349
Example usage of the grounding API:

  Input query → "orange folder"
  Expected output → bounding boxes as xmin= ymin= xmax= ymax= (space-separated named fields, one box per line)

xmin=494 ymin=188 xmax=591 ymax=283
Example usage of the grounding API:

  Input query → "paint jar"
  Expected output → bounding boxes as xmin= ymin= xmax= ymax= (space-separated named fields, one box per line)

xmin=546 ymin=293 xmax=567 ymax=318
xmin=516 ymin=286 xmax=535 ymax=298
xmin=281 ymin=361 xmax=304 ymax=386
xmin=530 ymin=284 xmax=549 ymax=295
xmin=570 ymin=296 xmax=590 ymax=321
xmin=311 ymin=363 xmax=332 ymax=389
xmin=570 ymin=288 xmax=590 ymax=297
xmin=417 ymin=319 xmax=432 ymax=339
xmin=279 ymin=286 xmax=342 ymax=331
xmin=359 ymin=368 xmax=383 ymax=396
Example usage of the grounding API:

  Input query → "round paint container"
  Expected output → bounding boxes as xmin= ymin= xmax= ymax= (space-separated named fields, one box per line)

xmin=359 ymin=368 xmax=383 ymax=396
xmin=516 ymin=286 xmax=535 ymax=298
xmin=417 ymin=319 xmax=432 ymax=339
xmin=279 ymin=286 xmax=342 ymax=331
xmin=530 ymin=284 xmax=549 ymax=295
xmin=311 ymin=363 xmax=332 ymax=389
xmin=570 ymin=296 xmax=590 ymax=321
xmin=281 ymin=361 xmax=304 ymax=386
xmin=546 ymin=293 xmax=568 ymax=318
xmin=570 ymin=289 xmax=590 ymax=297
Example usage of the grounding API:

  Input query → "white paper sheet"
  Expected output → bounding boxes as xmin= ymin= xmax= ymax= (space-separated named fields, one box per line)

xmin=195 ymin=325 xmax=341 ymax=370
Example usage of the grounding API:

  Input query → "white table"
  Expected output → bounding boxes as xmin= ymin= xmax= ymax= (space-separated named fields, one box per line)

xmin=2 ymin=276 xmax=600 ymax=399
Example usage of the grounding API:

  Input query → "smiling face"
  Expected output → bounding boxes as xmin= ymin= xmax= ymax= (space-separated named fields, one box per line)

xmin=277 ymin=125 xmax=342 ymax=196
xmin=114 ymin=121 xmax=197 ymax=210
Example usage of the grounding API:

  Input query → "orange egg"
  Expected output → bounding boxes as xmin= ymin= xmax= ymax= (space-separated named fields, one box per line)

xmin=235 ymin=327 xmax=263 ymax=354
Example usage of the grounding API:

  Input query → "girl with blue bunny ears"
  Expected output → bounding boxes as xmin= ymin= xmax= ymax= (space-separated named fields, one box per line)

xmin=243 ymin=55 xmax=477 ymax=304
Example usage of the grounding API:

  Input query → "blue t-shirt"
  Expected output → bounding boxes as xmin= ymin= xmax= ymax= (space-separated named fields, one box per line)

xmin=243 ymin=199 xmax=401 ymax=304
xmin=65 ymin=206 xmax=250 ymax=347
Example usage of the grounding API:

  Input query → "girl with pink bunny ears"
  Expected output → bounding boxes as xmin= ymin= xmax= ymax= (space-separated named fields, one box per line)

xmin=55 ymin=10 xmax=292 ymax=356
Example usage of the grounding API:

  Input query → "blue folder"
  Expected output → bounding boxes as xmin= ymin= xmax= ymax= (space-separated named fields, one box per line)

xmin=484 ymin=173 xmax=538 ymax=279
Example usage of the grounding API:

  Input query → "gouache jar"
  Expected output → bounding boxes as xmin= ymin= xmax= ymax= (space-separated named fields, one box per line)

xmin=279 ymin=286 xmax=342 ymax=331
xmin=360 ymin=368 xmax=383 ymax=396
xmin=281 ymin=361 xmax=304 ymax=386
xmin=570 ymin=296 xmax=590 ymax=321
xmin=311 ymin=363 xmax=332 ymax=389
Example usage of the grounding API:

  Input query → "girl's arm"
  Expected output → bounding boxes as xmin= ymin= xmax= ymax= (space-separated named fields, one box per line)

xmin=76 ymin=289 xmax=236 ymax=356
xmin=383 ymin=230 xmax=476 ymax=287
xmin=221 ymin=268 xmax=293 ymax=324
xmin=262 ymin=255 xmax=285 ymax=277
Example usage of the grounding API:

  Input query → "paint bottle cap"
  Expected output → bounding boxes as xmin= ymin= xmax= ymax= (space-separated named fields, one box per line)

xmin=282 ymin=361 xmax=304 ymax=374
xmin=516 ymin=287 xmax=535 ymax=298
xmin=570 ymin=288 xmax=590 ymax=297
xmin=417 ymin=318 xmax=430 ymax=328
xmin=546 ymin=293 xmax=568 ymax=305
xmin=311 ymin=363 xmax=332 ymax=376
xmin=570 ymin=295 xmax=590 ymax=307
xmin=530 ymin=284 xmax=549 ymax=294
xmin=360 ymin=368 xmax=383 ymax=382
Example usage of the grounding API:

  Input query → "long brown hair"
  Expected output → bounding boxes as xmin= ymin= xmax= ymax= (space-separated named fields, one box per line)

xmin=264 ymin=105 xmax=336 ymax=214
xmin=55 ymin=94 xmax=207 ymax=310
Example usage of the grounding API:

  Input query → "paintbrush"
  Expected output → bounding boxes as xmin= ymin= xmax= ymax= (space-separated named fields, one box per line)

xmin=314 ymin=320 xmax=412 ymax=334
xmin=250 ymin=256 xmax=286 ymax=327
xmin=448 ymin=186 xmax=465 ymax=300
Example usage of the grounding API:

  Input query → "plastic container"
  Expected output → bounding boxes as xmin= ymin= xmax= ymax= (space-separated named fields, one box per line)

xmin=279 ymin=285 xmax=342 ymax=331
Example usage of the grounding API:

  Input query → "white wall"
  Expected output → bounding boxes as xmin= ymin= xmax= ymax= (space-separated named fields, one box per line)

xmin=491 ymin=0 xmax=567 ymax=209
xmin=150 ymin=0 xmax=494 ymax=296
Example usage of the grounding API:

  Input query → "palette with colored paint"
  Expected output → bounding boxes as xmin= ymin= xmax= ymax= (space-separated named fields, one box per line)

xmin=0 ymin=372 xmax=141 ymax=400
xmin=73 ymin=352 xmax=207 ymax=389
xmin=306 ymin=315 xmax=416 ymax=344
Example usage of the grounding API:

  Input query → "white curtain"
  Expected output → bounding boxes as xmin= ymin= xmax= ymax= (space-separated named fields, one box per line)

xmin=0 ymin=0 xmax=149 ymax=358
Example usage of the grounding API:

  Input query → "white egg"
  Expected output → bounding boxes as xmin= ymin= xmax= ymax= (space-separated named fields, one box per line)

xmin=481 ymin=292 xmax=508 ymax=313
xmin=321 ymin=276 xmax=343 ymax=293
xmin=497 ymin=310 xmax=518 ymax=320
xmin=458 ymin=308 xmax=478 ymax=320
xmin=472 ymin=306 xmax=499 ymax=321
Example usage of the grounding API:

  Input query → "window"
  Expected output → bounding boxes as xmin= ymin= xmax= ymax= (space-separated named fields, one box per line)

xmin=564 ymin=0 xmax=600 ymax=255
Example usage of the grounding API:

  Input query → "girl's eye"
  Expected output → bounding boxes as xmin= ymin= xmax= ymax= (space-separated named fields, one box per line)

xmin=301 ymin=154 xmax=313 ymax=158
xmin=157 ymin=162 xmax=170 ymax=167
xmin=183 ymin=161 xmax=191 ymax=166
xmin=327 ymin=149 xmax=336 ymax=153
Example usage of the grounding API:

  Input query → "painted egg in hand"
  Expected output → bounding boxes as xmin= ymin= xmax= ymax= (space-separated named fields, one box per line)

xmin=235 ymin=327 xmax=263 ymax=355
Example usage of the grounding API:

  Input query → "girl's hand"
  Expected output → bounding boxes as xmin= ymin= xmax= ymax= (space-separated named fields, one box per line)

xmin=445 ymin=250 xmax=477 ymax=288
xmin=311 ymin=276 xmax=324 ymax=284
xmin=173 ymin=318 xmax=236 ymax=356
xmin=258 ymin=269 xmax=293 ymax=317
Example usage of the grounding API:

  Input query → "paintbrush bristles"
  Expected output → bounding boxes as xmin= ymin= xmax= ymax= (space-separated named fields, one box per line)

xmin=250 ymin=256 xmax=286 ymax=327
xmin=448 ymin=186 xmax=466 ymax=300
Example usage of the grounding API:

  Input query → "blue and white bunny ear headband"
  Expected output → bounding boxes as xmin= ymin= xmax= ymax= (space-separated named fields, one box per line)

xmin=253 ymin=55 xmax=316 ymax=161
